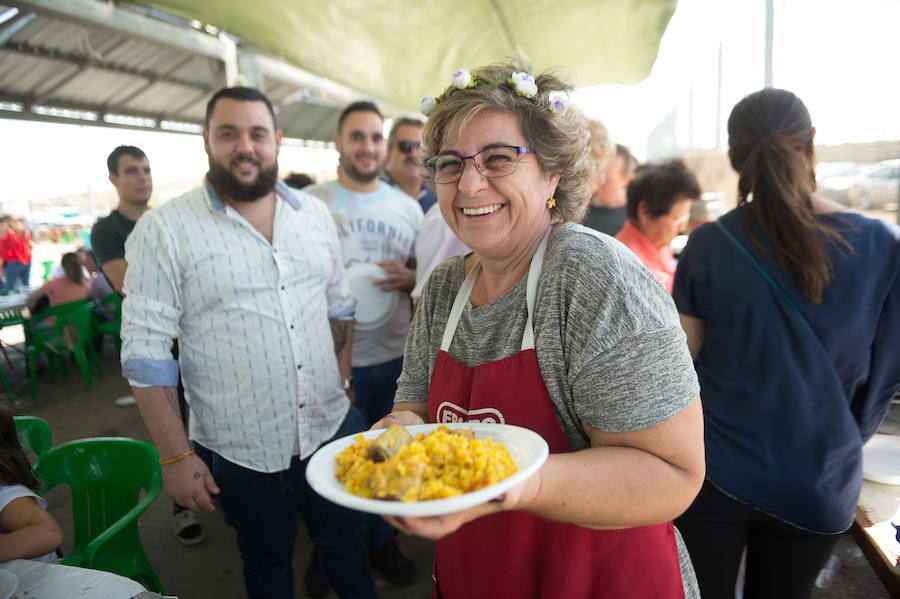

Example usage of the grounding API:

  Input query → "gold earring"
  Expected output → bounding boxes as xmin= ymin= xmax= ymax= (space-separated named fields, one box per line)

xmin=547 ymin=197 xmax=556 ymax=209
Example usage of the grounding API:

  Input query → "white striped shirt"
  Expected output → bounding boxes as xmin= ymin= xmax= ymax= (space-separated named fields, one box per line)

xmin=121 ymin=179 xmax=355 ymax=472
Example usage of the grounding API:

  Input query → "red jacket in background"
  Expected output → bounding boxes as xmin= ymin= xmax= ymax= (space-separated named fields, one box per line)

xmin=0 ymin=229 xmax=33 ymax=264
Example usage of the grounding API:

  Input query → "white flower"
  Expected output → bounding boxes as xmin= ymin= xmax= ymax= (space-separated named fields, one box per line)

xmin=548 ymin=90 xmax=569 ymax=115
xmin=451 ymin=69 xmax=475 ymax=90
xmin=508 ymin=72 xmax=538 ymax=99
xmin=421 ymin=96 xmax=437 ymax=116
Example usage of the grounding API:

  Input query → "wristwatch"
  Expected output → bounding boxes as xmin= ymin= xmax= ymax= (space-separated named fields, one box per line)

xmin=341 ymin=376 xmax=355 ymax=393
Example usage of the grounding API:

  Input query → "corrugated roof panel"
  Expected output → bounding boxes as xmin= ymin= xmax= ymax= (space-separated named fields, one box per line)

xmin=0 ymin=50 xmax=76 ymax=99
xmin=262 ymin=79 xmax=302 ymax=106
xmin=122 ymin=80 xmax=207 ymax=118
xmin=53 ymin=68 xmax=147 ymax=107
xmin=0 ymin=4 xmax=401 ymax=140
xmin=165 ymin=55 xmax=223 ymax=89
xmin=277 ymin=100 xmax=341 ymax=141
xmin=29 ymin=62 xmax=83 ymax=100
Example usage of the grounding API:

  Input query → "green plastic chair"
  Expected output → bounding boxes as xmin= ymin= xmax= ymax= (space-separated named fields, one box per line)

xmin=33 ymin=437 xmax=164 ymax=593
xmin=0 ymin=306 xmax=27 ymax=403
xmin=93 ymin=293 xmax=122 ymax=352
xmin=41 ymin=260 xmax=54 ymax=282
xmin=26 ymin=299 xmax=103 ymax=395
xmin=13 ymin=415 xmax=52 ymax=458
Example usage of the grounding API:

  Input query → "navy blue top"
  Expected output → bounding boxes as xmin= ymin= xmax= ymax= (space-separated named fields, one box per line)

xmin=674 ymin=207 xmax=900 ymax=533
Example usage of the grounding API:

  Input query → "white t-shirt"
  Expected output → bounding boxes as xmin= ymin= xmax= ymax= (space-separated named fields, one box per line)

xmin=0 ymin=484 xmax=58 ymax=563
xmin=412 ymin=202 xmax=469 ymax=302
xmin=306 ymin=180 xmax=424 ymax=367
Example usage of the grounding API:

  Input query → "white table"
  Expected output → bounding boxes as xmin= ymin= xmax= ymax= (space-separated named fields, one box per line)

xmin=0 ymin=291 xmax=30 ymax=313
xmin=0 ymin=559 xmax=164 ymax=599
xmin=855 ymin=427 xmax=900 ymax=598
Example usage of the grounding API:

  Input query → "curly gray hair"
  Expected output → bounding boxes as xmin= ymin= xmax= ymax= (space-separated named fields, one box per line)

xmin=421 ymin=55 xmax=593 ymax=223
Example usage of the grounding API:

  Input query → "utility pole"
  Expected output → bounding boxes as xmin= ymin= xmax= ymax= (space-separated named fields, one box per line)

xmin=765 ymin=0 xmax=774 ymax=88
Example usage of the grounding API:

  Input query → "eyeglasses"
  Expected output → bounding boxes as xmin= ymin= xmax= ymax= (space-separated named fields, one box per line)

xmin=425 ymin=145 xmax=535 ymax=184
xmin=394 ymin=140 xmax=420 ymax=153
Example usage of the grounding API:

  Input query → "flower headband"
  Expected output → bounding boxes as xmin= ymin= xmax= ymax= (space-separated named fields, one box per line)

xmin=421 ymin=69 xmax=571 ymax=117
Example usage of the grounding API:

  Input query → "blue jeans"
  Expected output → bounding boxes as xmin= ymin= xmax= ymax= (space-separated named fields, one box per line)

xmin=3 ymin=260 xmax=29 ymax=291
xmin=352 ymin=356 xmax=403 ymax=428
xmin=353 ymin=356 xmax=403 ymax=547
xmin=194 ymin=406 xmax=376 ymax=599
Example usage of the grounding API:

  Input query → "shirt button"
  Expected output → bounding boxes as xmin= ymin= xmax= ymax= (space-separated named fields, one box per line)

xmin=299 ymin=403 xmax=305 ymax=409
xmin=290 ymin=324 xmax=294 ymax=329
xmin=297 ymin=364 xmax=302 ymax=370
xmin=281 ymin=286 xmax=286 ymax=291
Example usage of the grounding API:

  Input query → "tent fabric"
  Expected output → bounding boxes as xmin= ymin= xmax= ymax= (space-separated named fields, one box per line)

xmin=132 ymin=0 xmax=677 ymax=112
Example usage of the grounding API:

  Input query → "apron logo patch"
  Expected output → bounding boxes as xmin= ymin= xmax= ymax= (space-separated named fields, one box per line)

xmin=436 ymin=401 xmax=505 ymax=424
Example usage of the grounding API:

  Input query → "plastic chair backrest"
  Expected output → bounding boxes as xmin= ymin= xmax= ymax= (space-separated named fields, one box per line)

xmin=29 ymin=299 xmax=92 ymax=347
xmin=100 ymin=292 xmax=122 ymax=314
xmin=26 ymin=299 xmax=103 ymax=391
xmin=33 ymin=437 xmax=164 ymax=592
xmin=36 ymin=297 xmax=93 ymax=321
xmin=95 ymin=293 xmax=123 ymax=351
xmin=52 ymin=302 xmax=94 ymax=348
xmin=13 ymin=416 xmax=52 ymax=458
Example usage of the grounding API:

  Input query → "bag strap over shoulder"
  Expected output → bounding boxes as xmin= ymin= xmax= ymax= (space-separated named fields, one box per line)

xmin=714 ymin=219 xmax=815 ymax=334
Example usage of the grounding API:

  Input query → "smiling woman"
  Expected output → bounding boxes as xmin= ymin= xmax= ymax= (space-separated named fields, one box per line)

xmin=377 ymin=54 xmax=705 ymax=599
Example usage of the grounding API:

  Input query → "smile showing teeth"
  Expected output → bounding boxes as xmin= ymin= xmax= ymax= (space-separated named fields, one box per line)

xmin=462 ymin=204 xmax=502 ymax=216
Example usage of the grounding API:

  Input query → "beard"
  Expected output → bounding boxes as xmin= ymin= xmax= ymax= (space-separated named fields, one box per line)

xmin=207 ymin=154 xmax=279 ymax=203
xmin=340 ymin=153 xmax=380 ymax=184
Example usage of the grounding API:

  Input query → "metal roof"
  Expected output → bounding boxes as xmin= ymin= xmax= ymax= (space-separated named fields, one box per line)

xmin=0 ymin=0 xmax=375 ymax=141
xmin=0 ymin=0 xmax=675 ymax=142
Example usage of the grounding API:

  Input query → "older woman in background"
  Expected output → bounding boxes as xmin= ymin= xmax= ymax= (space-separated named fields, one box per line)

xmin=674 ymin=88 xmax=900 ymax=598
xmin=377 ymin=56 xmax=705 ymax=598
xmin=615 ymin=159 xmax=700 ymax=292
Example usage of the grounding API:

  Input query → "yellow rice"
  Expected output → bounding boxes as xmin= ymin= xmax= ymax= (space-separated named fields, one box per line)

xmin=335 ymin=425 xmax=518 ymax=502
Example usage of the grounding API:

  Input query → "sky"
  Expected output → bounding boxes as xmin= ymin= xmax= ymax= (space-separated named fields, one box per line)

xmin=0 ymin=0 xmax=897 ymax=210
xmin=576 ymin=0 xmax=900 ymax=158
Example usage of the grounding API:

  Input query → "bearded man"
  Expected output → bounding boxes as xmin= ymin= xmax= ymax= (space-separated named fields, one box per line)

xmin=120 ymin=87 xmax=378 ymax=599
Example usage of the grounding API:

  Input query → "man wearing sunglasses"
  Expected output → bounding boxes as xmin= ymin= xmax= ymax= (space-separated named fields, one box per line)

xmin=382 ymin=117 xmax=437 ymax=214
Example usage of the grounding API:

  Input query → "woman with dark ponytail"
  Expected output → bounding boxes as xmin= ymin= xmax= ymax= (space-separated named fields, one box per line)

xmin=673 ymin=88 xmax=900 ymax=598
xmin=26 ymin=252 xmax=89 ymax=315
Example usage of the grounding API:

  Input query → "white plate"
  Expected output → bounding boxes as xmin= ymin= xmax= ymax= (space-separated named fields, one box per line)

xmin=0 ymin=569 xmax=17 ymax=599
xmin=862 ymin=435 xmax=900 ymax=485
xmin=344 ymin=263 xmax=399 ymax=331
xmin=306 ymin=422 xmax=549 ymax=517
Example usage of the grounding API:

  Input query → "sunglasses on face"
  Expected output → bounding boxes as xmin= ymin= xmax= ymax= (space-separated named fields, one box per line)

xmin=395 ymin=140 xmax=421 ymax=154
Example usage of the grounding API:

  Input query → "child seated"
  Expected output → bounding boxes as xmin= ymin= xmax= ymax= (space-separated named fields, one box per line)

xmin=0 ymin=405 xmax=63 ymax=562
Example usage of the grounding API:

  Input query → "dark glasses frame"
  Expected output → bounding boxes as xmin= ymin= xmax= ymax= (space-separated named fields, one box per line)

xmin=394 ymin=140 xmax=421 ymax=153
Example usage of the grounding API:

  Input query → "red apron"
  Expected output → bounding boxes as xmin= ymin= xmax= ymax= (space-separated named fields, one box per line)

xmin=426 ymin=228 xmax=685 ymax=599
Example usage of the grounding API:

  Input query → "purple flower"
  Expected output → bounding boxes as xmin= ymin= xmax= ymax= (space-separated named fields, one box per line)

xmin=421 ymin=96 xmax=437 ymax=116
xmin=548 ymin=91 xmax=569 ymax=114
xmin=508 ymin=72 xmax=538 ymax=98
xmin=451 ymin=69 xmax=475 ymax=89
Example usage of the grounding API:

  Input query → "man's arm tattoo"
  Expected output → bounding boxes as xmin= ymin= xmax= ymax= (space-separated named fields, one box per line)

xmin=163 ymin=386 xmax=181 ymax=418
xmin=330 ymin=320 xmax=351 ymax=355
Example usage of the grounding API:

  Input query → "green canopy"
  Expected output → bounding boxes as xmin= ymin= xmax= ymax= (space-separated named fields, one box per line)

xmin=132 ymin=0 xmax=677 ymax=111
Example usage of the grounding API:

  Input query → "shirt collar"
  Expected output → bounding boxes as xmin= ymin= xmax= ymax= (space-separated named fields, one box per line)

xmin=202 ymin=176 xmax=301 ymax=212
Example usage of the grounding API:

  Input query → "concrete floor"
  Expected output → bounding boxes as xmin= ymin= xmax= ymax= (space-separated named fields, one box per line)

xmin=3 ymin=343 xmax=890 ymax=598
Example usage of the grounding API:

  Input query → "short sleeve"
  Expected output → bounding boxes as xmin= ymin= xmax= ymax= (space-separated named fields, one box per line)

xmin=548 ymin=232 xmax=699 ymax=434
xmin=90 ymin=218 xmax=125 ymax=268
xmin=672 ymin=233 xmax=704 ymax=319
